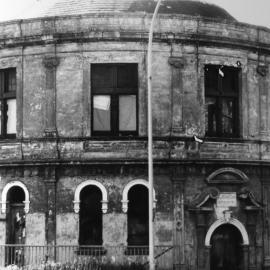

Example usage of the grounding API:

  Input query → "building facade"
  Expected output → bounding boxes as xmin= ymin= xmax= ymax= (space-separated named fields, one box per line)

xmin=0 ymin=0 xmax=269 ymax=269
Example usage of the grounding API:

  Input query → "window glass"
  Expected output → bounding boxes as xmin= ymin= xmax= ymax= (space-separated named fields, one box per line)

xmin=93 ymin=95 xmax=111 ymax=131
xmin=221 ymin=99 xmax=234 ymax=135
xmin=7 ymin=69 xmax=16 ymax=92
xmin=117 ymin=65 xmax=138 ymax=88
xmin=92 ymin=65 xmax=114 ymax=88
xmin=7 ymin=99 xmax=16 ymax=134
xmin=205 ymin=97 xmax=217 ymax=136
xmin=119 ymin=95 xmax=136 ymax=131
xmin=205 ymin=65 xmax=239 ymax=137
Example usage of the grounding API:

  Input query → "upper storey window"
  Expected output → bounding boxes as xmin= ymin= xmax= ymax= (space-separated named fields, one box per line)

xmin=0 ymin=68 xmax=16 ymax=138
xmin=205 ymin=65 xmax=240 ymax=138
xmin=91 ymin=64 xmax=138 ymax=136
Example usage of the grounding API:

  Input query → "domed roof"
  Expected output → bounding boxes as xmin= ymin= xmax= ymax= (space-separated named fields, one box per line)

xmin=39 ymin=0 xmax=236 ymax=22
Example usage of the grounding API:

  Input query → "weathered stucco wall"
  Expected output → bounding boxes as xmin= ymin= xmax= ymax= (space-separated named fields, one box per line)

xmin=0 ymin=14 xmax=269 ymax=141
xmin=56 ymin=173 xmax=173 ymax=246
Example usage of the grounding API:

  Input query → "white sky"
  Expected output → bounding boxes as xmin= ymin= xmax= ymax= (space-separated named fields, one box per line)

xmin=0 ymin=0 xmax=269 ymax=28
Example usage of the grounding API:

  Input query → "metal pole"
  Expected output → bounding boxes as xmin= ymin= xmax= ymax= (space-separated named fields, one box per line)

xmin=147 ymin=1 xmax=163 ymax=269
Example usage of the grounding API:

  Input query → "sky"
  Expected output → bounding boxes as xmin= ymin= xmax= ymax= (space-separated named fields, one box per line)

xmin=0 ymin=0 xmax=269 ymax=28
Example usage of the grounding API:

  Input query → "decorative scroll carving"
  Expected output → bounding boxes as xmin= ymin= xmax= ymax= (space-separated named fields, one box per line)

xmin=43 ymin=57 xmax=59 ymax=69
xmin=257 ymin=64 xmax=268 ymax=77
xmin=189 ymin=187 xmax=220 ymax=209
xmin=168 ymin=57 xmax=184 ymax=69
xmin=238 ymin=187 xmax=263 ymax=209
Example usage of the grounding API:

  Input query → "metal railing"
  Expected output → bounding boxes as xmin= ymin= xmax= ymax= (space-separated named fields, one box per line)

xmin=0 ymin=245 xmax=174 ymax=269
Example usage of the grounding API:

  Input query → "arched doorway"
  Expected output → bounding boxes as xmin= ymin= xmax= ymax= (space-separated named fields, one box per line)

xmin=79 ymin=185 xmax=102 ymax=246
xmin=127 ymin=184 xmax=149 ymax=246
xmin=210 ymin=224 xmax=243 ymax=270
xmin=6 ymin=186 xmax=26 ymax=265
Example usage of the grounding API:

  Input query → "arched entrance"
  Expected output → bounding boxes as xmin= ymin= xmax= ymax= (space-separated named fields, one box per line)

xmin=205 ymin=218 xmax=249 ymax=270
xmin=79 ymin=185 xmax=102 ymax=245
xmin=6 ymin=186 xmax=26 ymax=265
xmin=210 ymin=224 xmax=242 ymax=270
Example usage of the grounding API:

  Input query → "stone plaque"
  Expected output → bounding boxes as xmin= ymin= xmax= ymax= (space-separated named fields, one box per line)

xmin=217 ymin=192 xmax=237 ymax=208
xmin=215 ymin=192 xmax=237 ymax=219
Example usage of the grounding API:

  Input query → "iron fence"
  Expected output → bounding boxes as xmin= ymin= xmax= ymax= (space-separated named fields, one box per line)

xmin=0 ymin=245 xmax=174 ymax=269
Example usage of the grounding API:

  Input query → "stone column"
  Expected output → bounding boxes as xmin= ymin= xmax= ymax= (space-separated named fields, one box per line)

xmin=168 ymin=57 xmax=184 ymax=136
xmin=43 ymin=56 xmax=59 ymax=137
xmin=172 ymin=174 xmax=186 ymax=270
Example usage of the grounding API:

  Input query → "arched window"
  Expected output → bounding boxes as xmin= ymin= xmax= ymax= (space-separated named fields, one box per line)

xmin=1 ymin=181 xmax=30 ymax=214
xmin=74 ymin=180 xmax=108 ymax=247
xmin=6 ymin=186 xmax=26 ymax=245
xmin=127 ymin=185 xmax=149 ymax=246
xmin=79 ymin=185 xmax=102 ymax=245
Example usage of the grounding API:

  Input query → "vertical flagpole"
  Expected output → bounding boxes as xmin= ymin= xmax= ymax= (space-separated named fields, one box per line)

xmin=147 ymin=1 xmax=163 ymax=269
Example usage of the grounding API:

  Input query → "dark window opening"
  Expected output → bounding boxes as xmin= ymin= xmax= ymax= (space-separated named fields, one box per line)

xmin=91 ymin=64 xmax=138 ymax=136
xmin=6 ymin=186 xmax=26 ymax=265
xmin=205 ymin=65 xmax=240 ymax=138
xmin=127 ymin=185 xmax=149 ymax=246
xmin=79 ymin=186 xmax=102 ymax=246
xmin=0 ymin=68 xmax=16 ymax=138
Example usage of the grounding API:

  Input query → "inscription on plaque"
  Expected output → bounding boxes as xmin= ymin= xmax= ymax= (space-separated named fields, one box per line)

xmin=217 ymin=193 xmax=237 ymax=208
xmin=215 ymin=192 xmax=237 ymax=219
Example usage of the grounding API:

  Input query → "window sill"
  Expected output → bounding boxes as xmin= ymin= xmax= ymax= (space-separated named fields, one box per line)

xmin=203 ymin=137 xmax=246 ymax=143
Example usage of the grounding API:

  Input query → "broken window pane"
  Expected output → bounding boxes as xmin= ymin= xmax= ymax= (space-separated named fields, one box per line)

xmin=93 ymin=95 xmax=111 ymax=131
xmin=7 ymin=99 xmax=16 ymax=134
xmin=119 ymin=95 xmax=136 ymax=131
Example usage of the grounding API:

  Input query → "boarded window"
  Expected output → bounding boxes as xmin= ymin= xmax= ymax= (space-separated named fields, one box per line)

xmin=205 ymin=65 xmax=240 ymax=137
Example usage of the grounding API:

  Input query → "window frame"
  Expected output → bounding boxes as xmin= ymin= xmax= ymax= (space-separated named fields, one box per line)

xmin=204 ymin=65 xmax=241 ymax=138
xmin=0 ymin=68 xmax=16 ymax=139
xmin=91 ymin=63 xmax=138 ymax=137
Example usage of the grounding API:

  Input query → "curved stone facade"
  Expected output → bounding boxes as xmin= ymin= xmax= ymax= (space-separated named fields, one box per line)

xmin=0 ymin=3 xmax=269 ymax=269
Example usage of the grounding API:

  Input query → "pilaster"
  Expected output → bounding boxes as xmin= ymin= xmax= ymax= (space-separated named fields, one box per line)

xmin=44 ymin=167 xmax=57 ymax=246
xmin=43 ymin=56 xmax=59 ymax=137
xmin=172 ymin=173 xmax=186 ymax=270
xmin=168 ymin=57 xmax=184 ymax=135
